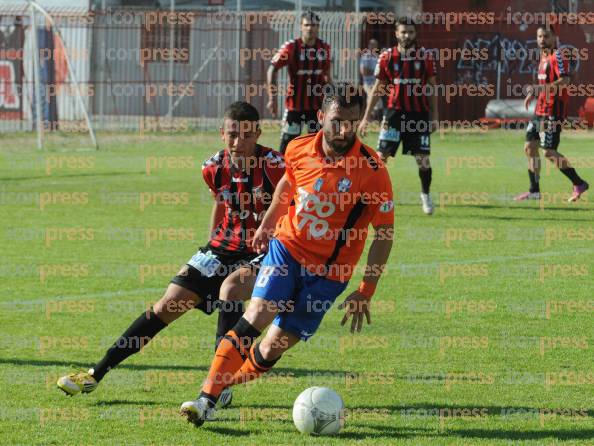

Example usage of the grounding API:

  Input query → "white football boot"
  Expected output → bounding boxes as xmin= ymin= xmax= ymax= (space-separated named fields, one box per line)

xmin=57 ymin=370 xmax=98 ymax=396
xmin=180 ymin=397 xmax=215 ymax=427
xmin=420 ymin=192 xmax=434 ymax=215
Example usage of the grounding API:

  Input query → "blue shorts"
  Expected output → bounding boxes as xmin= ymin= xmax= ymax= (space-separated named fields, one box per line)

xmin=252 ymin=239 xmax=348 ymax=341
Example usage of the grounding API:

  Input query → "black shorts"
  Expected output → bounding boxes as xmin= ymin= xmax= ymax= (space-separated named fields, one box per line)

xmin=170 ymin=246 xmax=264 ymax=314
xmin=377 ymin=109 xmax=431 ymax=157
xmin=282 ymin=110 xmax=320 ymax=136
xmin=525 ymin=116 xmax=562 ymax=150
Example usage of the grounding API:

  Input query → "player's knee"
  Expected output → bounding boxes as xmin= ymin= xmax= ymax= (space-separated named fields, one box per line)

xmin=543 ymin=149 xmax=556 ymax=158
xmin=524 ymin=143 xmax=538 ymax=157
xmin=417 ymin=155 xmax=431 ymax=169
xmin=219 ymin=279 xmax=245 ymax=302
xmin=153 ymin=291 xmax=195 ymax=322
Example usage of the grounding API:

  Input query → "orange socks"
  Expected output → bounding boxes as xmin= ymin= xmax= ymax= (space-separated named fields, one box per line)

xmin=231 ymin=342 xmax=280 ymax=385
xmin=200 ymin=318 xmax=260 ymax=402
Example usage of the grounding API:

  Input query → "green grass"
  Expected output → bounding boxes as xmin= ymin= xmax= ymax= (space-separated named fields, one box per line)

xmin=1 ymin=128 xmax=594 ymax=445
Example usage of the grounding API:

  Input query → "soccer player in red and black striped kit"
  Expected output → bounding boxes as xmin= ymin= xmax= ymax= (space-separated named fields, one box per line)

xmin=359 ymin=17 xmax=439 ymax=215
xmin=56 ymin=102 xmax=285 ymax=409
xmin=267 ymin=10 xmax=332 ymax=153
xmin=514 ymin=25 xmax=588 ymax=202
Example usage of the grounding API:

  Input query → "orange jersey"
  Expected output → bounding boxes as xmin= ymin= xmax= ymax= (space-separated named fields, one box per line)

xmin=274 ymin=131 xmax=394 ymax=282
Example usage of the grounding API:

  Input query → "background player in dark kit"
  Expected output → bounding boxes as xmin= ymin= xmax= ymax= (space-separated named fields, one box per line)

xmin=267 ymin=10 xmax=332 ymax=153
xmin=358 ymin=17 xmax=439 ymax=215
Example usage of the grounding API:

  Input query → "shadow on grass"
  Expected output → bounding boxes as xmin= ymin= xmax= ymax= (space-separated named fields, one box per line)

xmin=205 ymin=426 xmax=255 ymax=436
xmin=93 ymin=399 xmax=160 ymax=406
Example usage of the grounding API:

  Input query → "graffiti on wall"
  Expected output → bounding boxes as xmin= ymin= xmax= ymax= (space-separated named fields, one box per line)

xmin=456 ymin=35 xmax=580 ymax=85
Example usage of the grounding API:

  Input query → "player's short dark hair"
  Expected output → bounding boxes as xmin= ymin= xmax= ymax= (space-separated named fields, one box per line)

xmin=537 ymin=24 xmax=556 ymax=34
xmin=395 ymin=16 xmax=417 ymax=30
xmin=223 ymin=101 xmax=259 ymax=124
xmin=321 ymin=82 xmax=366 ymax=113
xmin=301 ymin=10 xmax=320 ymax=25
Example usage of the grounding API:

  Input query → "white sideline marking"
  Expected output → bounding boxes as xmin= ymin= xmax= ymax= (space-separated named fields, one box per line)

xmin=1 ymin=288 xmax=162 ymax=308
xmin=3 ymin=247 xmax=594 ymax=309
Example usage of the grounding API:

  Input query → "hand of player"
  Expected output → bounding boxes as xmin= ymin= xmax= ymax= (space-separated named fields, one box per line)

xmin=338 ymin=291 xmax=371 ymax=333
xmin=358 ymin=118 xmax=369 ymax=137
xmin=267 ymin=99 xmax=277 ymax=117
xmin=524 ymin=93 xmax=534 ymax=110
xmin=251 ymin=226 xmax=271 ymax=254
xmin=430 ymin=116 xmax=439 ymax=133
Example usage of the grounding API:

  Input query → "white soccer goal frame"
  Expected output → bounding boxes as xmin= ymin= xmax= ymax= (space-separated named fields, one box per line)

xmin=27 ymin=0 xmax=98 ymax=150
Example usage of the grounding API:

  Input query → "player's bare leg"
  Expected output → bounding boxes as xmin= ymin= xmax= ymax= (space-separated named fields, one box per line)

xmin=542 ymin=148 xmax=589 ymax=202
xmin=416 ymin=154 xmax=433 ymax=215
xmin=153 ymin=284 xmax=201 ymax=323
xmin=515 ymin=140 xmax=542 ymax=201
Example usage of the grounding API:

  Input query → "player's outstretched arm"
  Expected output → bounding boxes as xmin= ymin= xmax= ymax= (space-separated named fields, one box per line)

xmin=251 ymin=172 xmax=295 ymax=253
xmin=427 ymin=75 xmax=439 ymax=133
xmin=339 ymin=224 xmax=394 ymax=333
xmin=266 ymin=65 xmax=279 ymax=117
xmin=209 ymin=200 xmax=225 ymax=239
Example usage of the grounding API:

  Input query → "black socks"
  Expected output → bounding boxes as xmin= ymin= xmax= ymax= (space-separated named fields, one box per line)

xmin=92 ymin=310 xmax=167 ymax=381
xmin=559 ymin=167 xmax=584 ymax=186
xmin=528 ymin=170 xmax=540 ymax=193
xmin=419 ymin=168 xmax=432 ymax=194
xmin=215 ymin=300 xmax=244 ymax=351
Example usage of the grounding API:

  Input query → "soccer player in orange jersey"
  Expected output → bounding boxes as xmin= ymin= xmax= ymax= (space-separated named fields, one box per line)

xmin=179 ymin=83 xmax=395 ymax=426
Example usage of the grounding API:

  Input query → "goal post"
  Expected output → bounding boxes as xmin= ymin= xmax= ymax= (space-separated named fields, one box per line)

xmin=27 ymin=0 xmax=99 ymax=150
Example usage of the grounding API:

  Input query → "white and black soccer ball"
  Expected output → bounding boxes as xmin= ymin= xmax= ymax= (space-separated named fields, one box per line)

xmin=292 ymin=386 xmax=345 ymax=435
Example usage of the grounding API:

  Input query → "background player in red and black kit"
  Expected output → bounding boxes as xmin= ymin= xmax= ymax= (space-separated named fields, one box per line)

xmin=56 ymin=102 xmax=285 ymax=406
xmin=267 ymin=10 xmax=332 ymax=153
xmin=515 ymin=25 xmax=589 ymax=202
xmin=358 ymin=17 xmax=439 ymax=215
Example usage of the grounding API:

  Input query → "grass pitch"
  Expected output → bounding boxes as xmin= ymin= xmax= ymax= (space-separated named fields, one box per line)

xmin=1 ymin=128 xmax=594 ymax=445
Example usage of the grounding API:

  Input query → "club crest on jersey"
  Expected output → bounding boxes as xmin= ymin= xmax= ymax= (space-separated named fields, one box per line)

xmin=379 ymin=200 xmax=394 ymax=213
xmin=313 ymin=178 xmax=324 ymax=192
xmin=337 ymin=177 xmax=352 ymax=193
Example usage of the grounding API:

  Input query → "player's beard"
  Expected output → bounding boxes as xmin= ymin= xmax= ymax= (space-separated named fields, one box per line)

xmin=398 ymin=38 xmax=416 ymax=50
xmin=324 ymin=133 xmax=355 ymax=155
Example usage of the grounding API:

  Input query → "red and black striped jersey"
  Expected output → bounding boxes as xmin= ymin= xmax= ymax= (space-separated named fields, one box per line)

xmin=535 ymin=49 xmax=570 ymax=118
xmin=202 ymin=145 xmax=285 ymax=254
xmin=271 ymin=37 xmax=331 ymax=112
xmin=375 ymin=46 xmax=436 ymax=112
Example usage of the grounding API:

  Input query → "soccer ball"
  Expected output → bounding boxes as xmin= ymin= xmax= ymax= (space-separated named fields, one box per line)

xmin=292 ymin=386 xmax=345 ymax=435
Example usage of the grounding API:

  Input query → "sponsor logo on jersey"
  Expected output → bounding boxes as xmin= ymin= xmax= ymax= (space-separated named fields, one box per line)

xmin=296 ymin=69 xmax=324 ymax=75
